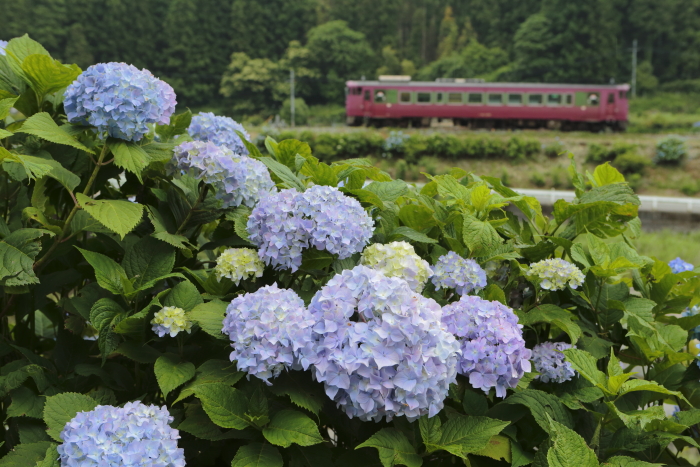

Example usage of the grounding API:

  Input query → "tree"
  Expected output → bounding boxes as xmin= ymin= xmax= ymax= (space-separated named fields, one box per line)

xmin=377 ymin=46 xmax=402 ymax=76
xmin=415 ymin=39 xmax=509 ymax=81
xmin=63 ymin=23 xmax=94 ymax=69
xmin=437 ymin=6 xmax=459 ymax=58
xmin=220 ymin=52 xmax=286 ymax=116
xmin=305 ymin=21 xmax=375 ymax=104
xmin=513 ymin=14 xmax=555 ymax=82
xmin=0 ymin=0 xmax=68 ymax=57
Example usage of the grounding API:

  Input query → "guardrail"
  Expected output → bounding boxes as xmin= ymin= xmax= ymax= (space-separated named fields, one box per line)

xmin=514 ymin=188 xmax=700 ymax=214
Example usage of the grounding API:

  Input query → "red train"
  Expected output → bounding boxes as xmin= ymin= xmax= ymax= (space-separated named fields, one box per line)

xmin=345 ymin=78 xmax=629 ymax=131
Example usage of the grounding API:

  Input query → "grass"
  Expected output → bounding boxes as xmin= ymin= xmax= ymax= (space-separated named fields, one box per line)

xmin=634 ymin=229 xmax=700 ymax=265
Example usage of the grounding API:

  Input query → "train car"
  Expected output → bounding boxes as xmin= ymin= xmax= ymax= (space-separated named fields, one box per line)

xmin=345 ymin=77 xmax=629 ymax=131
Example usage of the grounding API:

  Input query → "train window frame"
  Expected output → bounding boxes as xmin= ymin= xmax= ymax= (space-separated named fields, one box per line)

xmin=467 ymin=93 xmax=483 ymax=104
xmin=416 ymin=92 xmax=431 ymax=104
xmin=350 ymin=87 xmax=362 ymax=95
xmin=508 ymin=94 xmax=523 ymax=105
xmin=399 ymin=91 xmax=411 ymax=104
xmin=607 ymin=93 xmax=615 ymax=104
xmin=487 ymin=93 xmax=503 ymax=105
xmin=364 ymin=90 xmax=371 ymax=101
xmin=448 ymin=92 xmax=463 ymax=104
xmin=435 ymin=92 xmax=445 ymax=104
xmin=547 ymin=94 xmax=562 ymax=106
xmin=528 ymin=94 xmax=543 ymax=105
xmin=587 ymin=93 xmax=600 ymax=106
xmin=565 ymin=94 xmax=573 ymax=105
xmin=374 ymin=89 xmax=388 ymax=103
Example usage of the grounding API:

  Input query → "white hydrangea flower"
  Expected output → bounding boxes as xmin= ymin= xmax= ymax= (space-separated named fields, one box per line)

xmin=151 ymin=306 xmax=192 ymax=338
xmin=360 ymin=241 xmax=432 ymax=291
xmin=214 ymin=248 xmax=265 ymax=284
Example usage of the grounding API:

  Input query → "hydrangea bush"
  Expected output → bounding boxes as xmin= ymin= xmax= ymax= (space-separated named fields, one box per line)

xmin=0 ymin=35 xmax=699 ymax=467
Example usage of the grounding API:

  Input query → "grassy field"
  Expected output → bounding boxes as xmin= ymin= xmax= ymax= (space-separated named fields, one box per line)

xmin=634 ymin=229 xmax=700 ymax=265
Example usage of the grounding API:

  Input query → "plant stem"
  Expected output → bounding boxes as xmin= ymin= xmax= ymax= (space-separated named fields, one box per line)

xmin=175 ymin=185 xmax=208 ymax=235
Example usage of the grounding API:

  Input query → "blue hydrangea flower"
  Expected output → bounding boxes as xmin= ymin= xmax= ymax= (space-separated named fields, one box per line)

xmin=171 ymin=141 xmax=274 ymax=208
xmin=0 ymin=40 xmax=7 ymax=56
xmin=442 ymin=295 xmax=531 ymax=398
xmin=670 ymin=257 xmax=694 ymax=274
xmin=299 ymin=265 xmax=460 ymax=422
xmin=682 ymin=305 xmax=700 ymax=341
xmin=64 ymin=62 xmax=176 ymax=142
xmin=188 ymin=112 xmax=250 ymax=155
xmin=528 ymin=258 xmax=584 ymax=291
xmin=247 ymin=186 xmax=374 ymax=272
xmin=432 ymin=251 xmax=487 ymax=295
xmin=58 ymin=401 xmax=185 ymax=467
xmin=531 ymin=342 xmax=575 ymax=383
xmin=222 ymin=284 xmax=312 ymax=384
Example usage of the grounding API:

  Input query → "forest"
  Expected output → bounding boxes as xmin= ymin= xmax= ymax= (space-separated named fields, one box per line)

xmin=3 ymin=0 xmax=700 ymax=116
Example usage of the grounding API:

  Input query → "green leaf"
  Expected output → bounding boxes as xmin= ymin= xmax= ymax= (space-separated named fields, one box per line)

xmin=463 ymin=214 xmax=503 ymax=255
xmin=259 ymin=157 xmax=305 ymax=191
xmin=267 ymin=372 xmax=325 ymax=416
xmin=43 ymin=392 xmax=98 ymax=441
xmin=107 ymin=138 xmax=150 ymax=181
xmin=35 ymin=444 xmax=59 ymax=467
xmin=562 ymin=349 xmax=609 ymax=393
xmin=262 ymin=410 xmax=323 ymax=448
xmin=89 ymin=298 xmax=125 ymax=333
xmin=276 ymin=139 xmax=312 ymax=168
xmin=231 ymin=443 xmax=283 ymax=467
xmin=502 ymin=389 xmax=574 ymax=431
xmin=602 ymin=456 xmax=662 ymax=466
xmin=0 ymin=441 xmax=53 ymax=467
xmin=177 ymin=403 xmax=239 ymax=441
xmin=364 ymin=180 xmax=409 ymax=202
xmin=343 ymin=188 xmax=385 ymax=209
xmin=419 ymin=415 xmax=442 ymax=447
xmin=76 ymin=193 xmax=144 ymax=239
xmin=115 ymin=341 xmax=161 ymax=364
xmin=195 ymin=383 xmax=250 ymax=430
xmin=300 ymin=248 xmax=335 ymax=271
xmin=474 ymin=435 xmax=512 ymax=463
xmin=76 ymin=247 xmax=129 ymax=295
xmin=21 ymin=54 xmax=81 ymax=98
xmin=7 ymin=386 xmax=44 ymax=419
xmin=17 ymin=113 xmax=93 ymax=153
xmin=0 ymin=150 xmax=52 ymax=181
xmin=593 ymin=163 xmax=625 ymax=186
xmin=618 ymin=379 xmax=688 ymax=402
xmin=546 ymin=415 xmax=599 ymax=467
xmin=142 ymin=141 xmax=177 ymax=163
xmin=356 ymin=428 xmax=422 ymax=467
xmin=175 ymin=359 xmax=244 ymax=404
xmin=154 ymin=354 xmax=196 ymax=398
xmin=188 ymin=300 xmax=227 ymax=340
xmin=123 ymin=236 xmax=176 ymax=289
xmin=0 ymin=228 xmax=53 ymax=286
xmin=231 ymin=206 xmax=253 ymax=242
xmin=389 ymin=226 xmax=437 ymax=244
xmin=156 ymin=109 xmax=192 ymax=141
xmin=519 ymin=304 xmax=582 ymax=344
xmin=398 ymin=205 xmax=436 ymax=231
xmin=0 ymin=97 xmax=18 ymax=120
xmin=164 ymin=280 xmax=203 ymax=312
xmin=425 ymin=415 xmax=509 ymax=459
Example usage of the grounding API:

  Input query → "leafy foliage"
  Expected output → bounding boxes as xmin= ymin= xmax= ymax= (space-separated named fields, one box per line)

xmin=0 ymin=35 xmax=698 ymax=467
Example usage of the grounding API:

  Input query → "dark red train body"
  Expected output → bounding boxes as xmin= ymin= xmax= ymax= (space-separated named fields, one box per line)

xmin=345 ymin=79 xmax=629 ymax=131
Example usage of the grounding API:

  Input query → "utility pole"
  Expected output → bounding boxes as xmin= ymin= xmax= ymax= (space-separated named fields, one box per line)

xmin=290 ymin=68 xmax=295 ymax=128
xmin=631 ymin=39 xmax=637 ymax=98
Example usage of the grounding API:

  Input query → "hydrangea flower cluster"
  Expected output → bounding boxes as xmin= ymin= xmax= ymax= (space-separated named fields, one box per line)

xmin=214 ymin=248 xmax=265 ymax=284
xmin=382 ymin=130 xmax=409 ymax=158
xmin=222 ymin=284 xmax=312 ymax=384
xmin=64 ymin=62 xmax=176 ymax=142
xmin=188 ymin=112 xmax=250 ymax=155
xmin=171 ymin=141 xmax=274 ymax=208
xmin=670 ymin=257 xmax=694 ymax=274
xmin=0 ymin=40 xmax=7 ymax=55
xmin=431 ymin=251 xmax=487 ymax=295
xmin=360 ymin=241 xmax=433 ymax=291
xmin=299 ymin=265 xmax=460 ymax=422
xmin=57 ymin=401 xmax=185 ymax=467
xmin=681 ymin=305 xmax=700 ymax=341
xmin=528 ymin=258 xmax=584 ymax=291
xmin=247 ymin=185 xmax=374 ymax=271
xmin=442 ymin=295 xmax=531 ymax=398
xmin=151 ymin=306 xmax=192 ymax=338
xmin=531 ymin=342 xmax=576 ymax=383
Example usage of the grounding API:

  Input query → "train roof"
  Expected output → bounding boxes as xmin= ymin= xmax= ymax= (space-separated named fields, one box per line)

xmin=346 ymin=80 xmax=629 ymax=90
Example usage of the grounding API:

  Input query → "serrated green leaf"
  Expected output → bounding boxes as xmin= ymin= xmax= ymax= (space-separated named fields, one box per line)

xmin=107 ymin=138 xmax=149 ymax=181
xmin=89 ymin=298 xmax=125 ymax=333
xmin=546 ymin=415 xmax=599 ymax=467
xmin=364 ymin=180 xmax=409 ymax=202
xmin=155 ymin=354 xmax=195 ymax=398
xmin=231 ymin=443 xmax=283 ymax=467
xmin=76 ymin=247 xmax=129 ymax=295
xmin=123 ymin=236 xmax=175 ymax=289
xmin=17 ymin=113 xmax=93 ymax=153
xmin=419 ymin=415 xmax=442 ymax=447
xmin=262 ymin=410 xmax=323 ymax=448
xmin=259 ymin=156 xmax=305 ymax=191
xmin=43 ymin=393 xmax=98 ymax=441
xmin=389 ymin=226 xmax=437 ymax=244
xmin=115 ymin=341 xmax=161 ymax=364
xmin=562 ymin=349 xmax=609 ymax=393
xmin=156 ymin=110 xmax=192 ymax=141
xmin=398 ymin=204 xmax=435 ymax=231
xmin=177 ymin=403 xmax=239 ymax=441
xmin=21 ymin=54 xmax=81 ymax=98
xmin=195 ymin=383 xmax=250 ymax=430
xmin=463 ymin=214 xmax=502 ymax=254
xmin=426 ymin=415 xmax=508 ymax=458
xmin=34 ymin=444 xmax=59 ymax=467
xmin=593 ymin=163 xmax=625 ymax=186
xmin=175 ymin=360 xmax=244 ymax=404
xmin=230 ymin=206 xmax=252 ymax=242
xmin=602 ymin=456 xmax=662 ymax=467
xmin=0 ymin=97 xmax=19 ymax=119
xmin=7 ymin=386 xmax=44 ymax=419
xmin=187 ymin=300 xmax=227 ymax=340
xmin=519 ymin=304 xmax=581 ymax=344
xmin=474 ymin=435 xmax=511 ymax=462
xmin=0 ymin=228 xmax=53 ymax=286
xmin=502 ymin=389 xmax=574 ymax=431
xmin=268 ymin=372 xmax=324 ymax=416
xmin=76 ymin=193 xmax=144 ymax=239
xmin=356 ymin=428 xmax=422 ymax=467
xmin=0 ymin=441 xmax=53 ymax=467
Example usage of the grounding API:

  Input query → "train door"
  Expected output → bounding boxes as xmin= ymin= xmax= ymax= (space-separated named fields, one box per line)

xmin=371 ymin=89 xmax=396 ymax=119
xmin=605 ymin=92 xmax=616 ymax=120
xmin=361 ymin=89 xmax=372 ymax=117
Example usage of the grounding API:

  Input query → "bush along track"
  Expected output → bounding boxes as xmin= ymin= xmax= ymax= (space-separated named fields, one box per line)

xmin=0 ymin=35 xmax=700 ymax=467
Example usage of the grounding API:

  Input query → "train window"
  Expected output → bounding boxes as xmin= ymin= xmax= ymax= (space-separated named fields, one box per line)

xmin=565 ymin=95 xmax=573 ymax=105
xmin=400 ymin=92 xmax=411 ymax=103
xmin=547 ymin=94 xmax=562 ymax=105
xmin=619 ymin=90 xmax=627 ymax=99
xmin=508 ymin=94 xmax=522 ymax=104
xmin=607 ymin=93 xmax=615 ymax=104
xmin=374 ymin=90 xmax=387 ymax=103
xmin=528 ymin=94 xmax=543 ymax=105
xmin=364 ymin=90 xmax=370 ymax=101
xmin=417 ymin=92 xmax=431 ymax=103
xmin=488 ymin=94 xmax=503 ymax=104
xmin=587 ymin=93 xmax=600 ymax=106
xmin=435 ymin=92 xmax=444 ymax=103
xmin=448 ymin=92 xmax=462 ymax=103
xmin=350 ymin=87 xmax=362 ymax=95
xmin=467 ymin=93 xmax=482 ymax=104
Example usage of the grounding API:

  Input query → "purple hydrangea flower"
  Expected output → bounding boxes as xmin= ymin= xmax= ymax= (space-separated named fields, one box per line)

xmin=442 ymin=295 xmax=531 ymax=398
xmin=64 ymin=62 xmax=176 ymax=142
xmin=0 ymin=40 xmax=7 ymax=56
xmin=188 ymin=112 xmax=250 ymax=155
xmin=431 ymin=251 xmax=487 ymax=295
xmin=171 ymin=141 xmax=274 ymax=208
xmin=531 ymin=342 xmax=575 ymax=383
xmin=57 ymin=401 xmax=185 ymax=467
xmin=222 ymin=284 xmax=312 ymax=384
xmin=247 ymin=185 xmax=374 ymax=272
xmin=670 ymin=257 xmax=694 ymax=274
xmin=299 ymin=265 xmax=460 ymax=422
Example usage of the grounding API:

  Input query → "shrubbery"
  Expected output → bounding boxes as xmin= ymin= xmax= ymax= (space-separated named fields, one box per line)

xmin=1 ymin=35 xmax=700 ymax=467
xmin=655 ymin=135 xmax=687 ymax=166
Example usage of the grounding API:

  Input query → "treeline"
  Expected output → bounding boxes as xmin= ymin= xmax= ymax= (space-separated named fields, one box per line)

xmin=3 ymin=0 xmax=700 ymax=116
